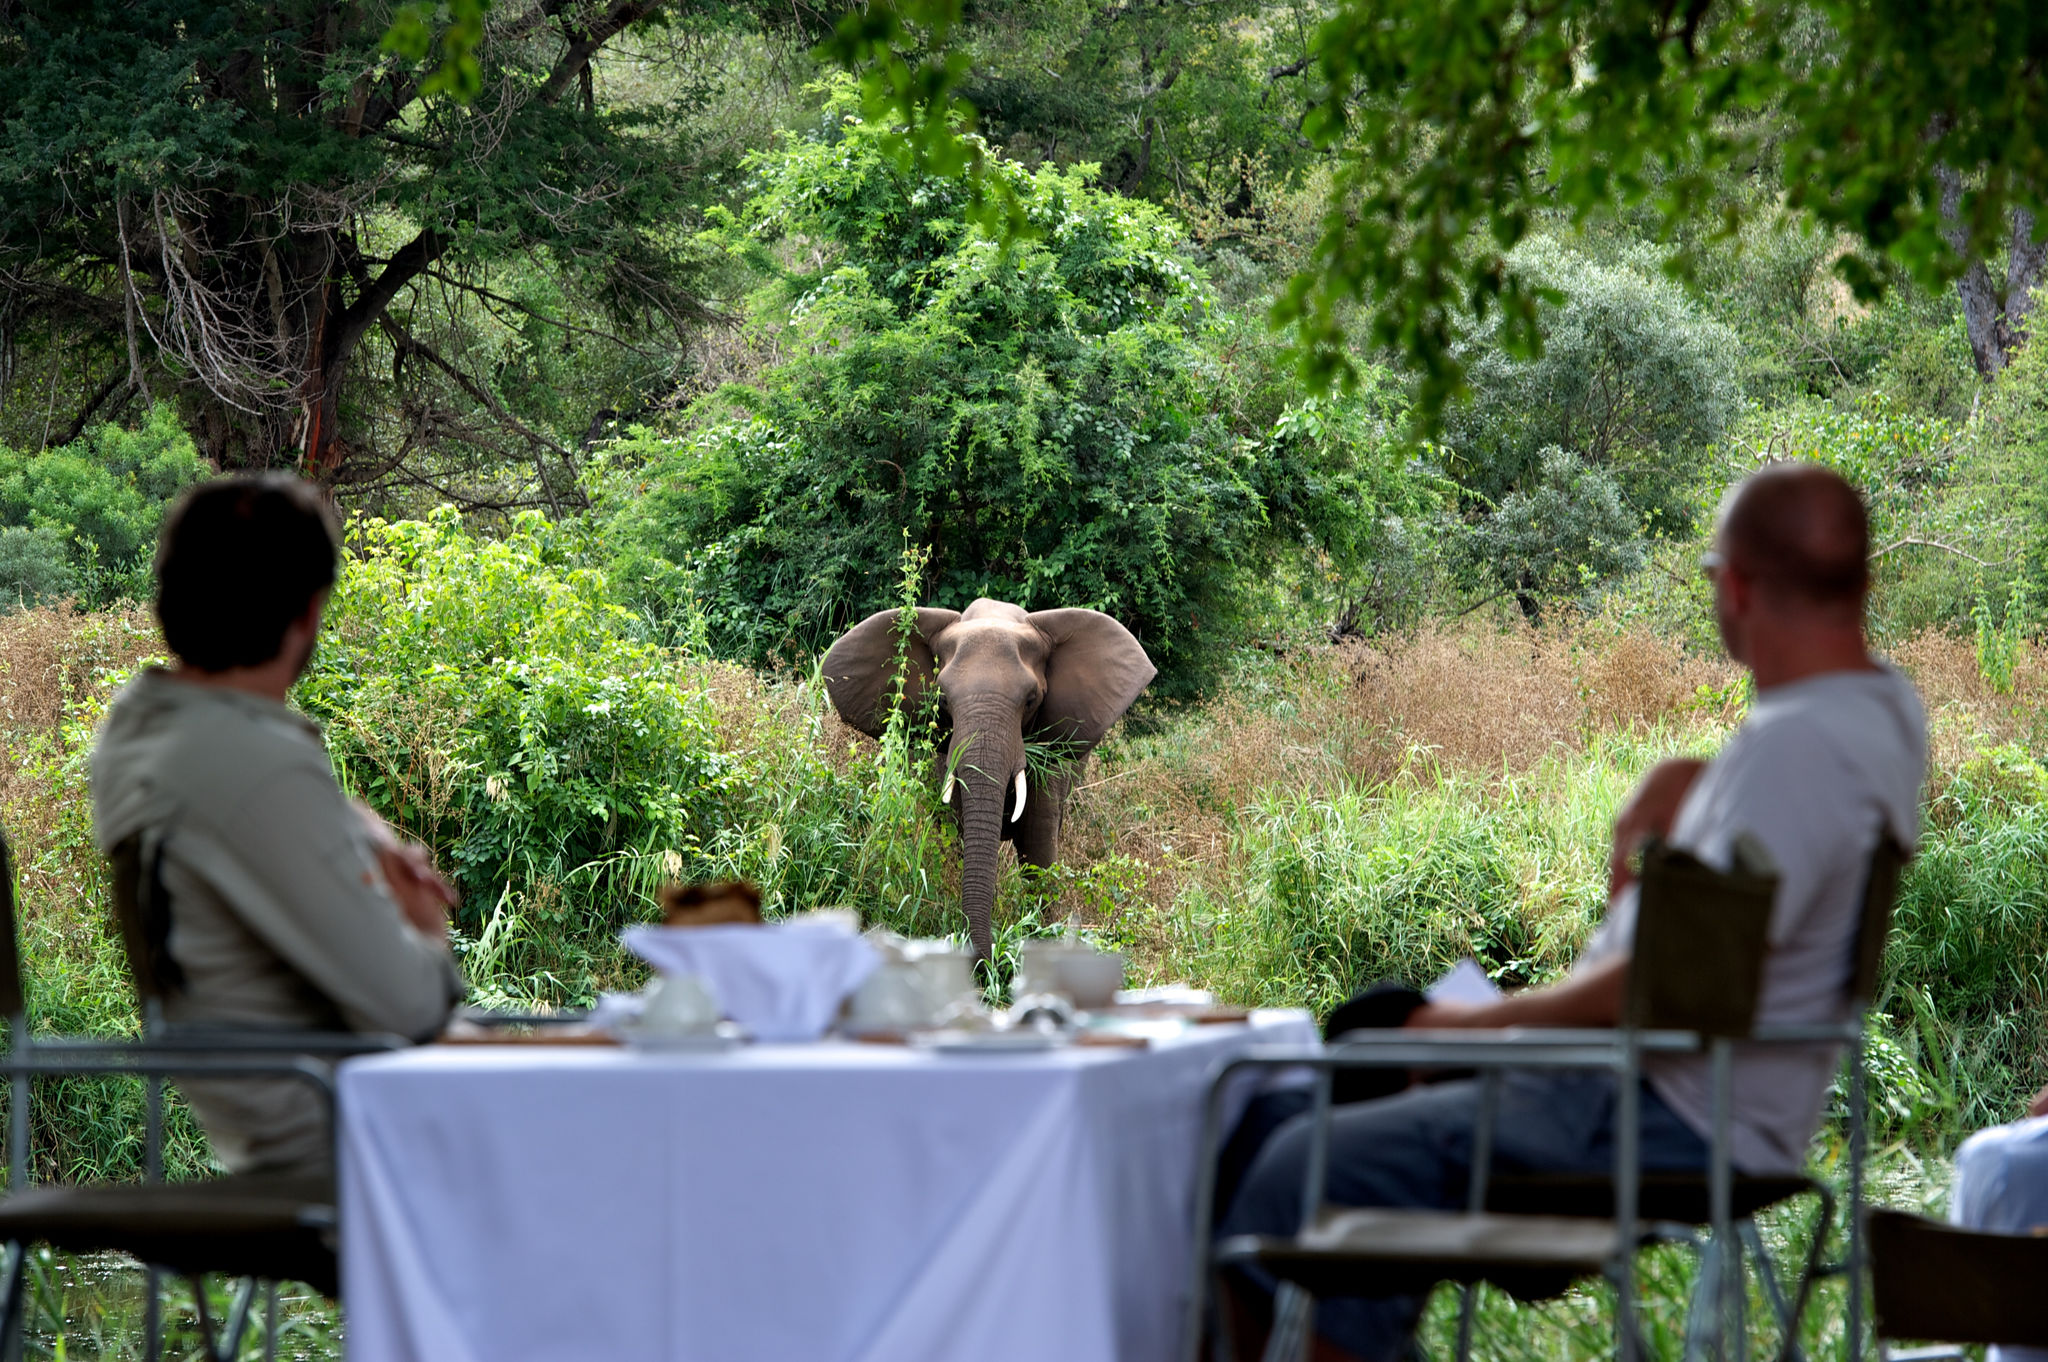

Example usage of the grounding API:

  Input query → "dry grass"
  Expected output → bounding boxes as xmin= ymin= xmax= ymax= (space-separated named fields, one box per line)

xmin=0 ymin=605 xmax=161 ymax=920
xmin=1059 ymin=621 xmax=1745 ymax=940
xmin=0 ymin=605 xmax=158 ymax=734
xmin=683 ymin=658 xmax=869 ymax=776
xmin=1892 ymin=628 xmax=2048 ymax=737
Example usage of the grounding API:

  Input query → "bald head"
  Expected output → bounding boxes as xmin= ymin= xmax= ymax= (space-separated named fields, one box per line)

xmin=1718 ymin=464 xmax=1869 ymax=616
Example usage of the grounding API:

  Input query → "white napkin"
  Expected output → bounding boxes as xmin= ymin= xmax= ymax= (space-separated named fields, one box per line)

xmin=621 ymin=919 xmax=880 ymax=1041
xmin=1426 ymin=958 xmax=1501 ymax=1005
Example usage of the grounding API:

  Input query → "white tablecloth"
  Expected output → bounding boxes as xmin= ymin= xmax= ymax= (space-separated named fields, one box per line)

xmin=338 ymin=1010 xmax=1316 ymax=1362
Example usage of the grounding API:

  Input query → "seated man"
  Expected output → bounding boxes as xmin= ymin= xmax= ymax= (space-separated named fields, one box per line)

xmin=90 ymin=475 xmax=463 ymax=1176
xmin=1218 ymin=463 xmax=1928 ymax=1361
xmin=1946 ymin=1087 xmax=2048 ymax=1362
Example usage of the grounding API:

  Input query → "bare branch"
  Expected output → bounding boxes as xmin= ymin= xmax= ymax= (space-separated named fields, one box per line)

xmin=537 ymin=1 xmax=664 ymax=106
xmin=1868 ymin=536 xmax=2009 ymax=568
xmin=58 ymin=368 xmax=133 ymax=445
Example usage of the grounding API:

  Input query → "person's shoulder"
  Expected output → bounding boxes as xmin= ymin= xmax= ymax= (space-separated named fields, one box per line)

xmin=119 ymin=679 xmax=330 ymax=795
xmin=1741 ymin=664 xmax=1926 ymax=751
xmin=1710 ymin=664 xmax=1927 ymax=832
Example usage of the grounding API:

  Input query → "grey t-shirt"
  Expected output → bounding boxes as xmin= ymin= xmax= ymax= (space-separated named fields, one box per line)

xmin=1578 ymin=662 xmax=1927 ymax=1172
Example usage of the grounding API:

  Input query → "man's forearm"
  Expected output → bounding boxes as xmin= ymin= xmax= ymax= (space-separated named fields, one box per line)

xmin=1407 ymin=955 xmax=1627 ymax=1030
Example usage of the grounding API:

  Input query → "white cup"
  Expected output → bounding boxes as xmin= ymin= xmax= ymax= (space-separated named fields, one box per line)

xmin=1017 ymin=944 xmax=1127 ymax=1009
xmin=639 ymin=974 xmax=721 ymax=1036
xmin=846 ymin=962 xmax=932 ymax=1032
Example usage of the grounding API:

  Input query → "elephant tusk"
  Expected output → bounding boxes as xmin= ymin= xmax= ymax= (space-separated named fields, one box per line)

xmin=1011 ymin=769 xmax=1028 ymax=823
xmin=941 ymin=776 xmax=954 ymax=805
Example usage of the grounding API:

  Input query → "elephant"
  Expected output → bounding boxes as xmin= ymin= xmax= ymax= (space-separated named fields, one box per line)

xmin=821 ymin=599 xmax=1156 ymax=960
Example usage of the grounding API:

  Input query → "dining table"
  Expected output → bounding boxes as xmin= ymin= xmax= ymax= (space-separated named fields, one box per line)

xmin=336 ymin=1008 xmax=1317 ymax=1362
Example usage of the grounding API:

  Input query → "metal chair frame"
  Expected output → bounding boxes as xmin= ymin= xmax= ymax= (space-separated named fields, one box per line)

xmin=0 ymin=1023 xmax=402 ymax=1362
xmin=1184 ymin=829 xmax=1905 ymax=1362
xmin=0 ymin=823 xmax=411 ymax=1362
xmin=1188 ymin=1019 xmax=1870 ymax=1362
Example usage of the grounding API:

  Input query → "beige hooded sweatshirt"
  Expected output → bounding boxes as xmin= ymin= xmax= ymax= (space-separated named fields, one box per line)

xmin=90 ymin=668 xmax=462 ymax=1174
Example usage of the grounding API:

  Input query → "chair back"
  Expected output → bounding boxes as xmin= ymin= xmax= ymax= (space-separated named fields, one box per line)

xmin=1625 ymin=839 xmax=1775 ymax=1037
xmin=1848 ymin=835 xmax=1909 ymax=1008
xmin=1870 ymin=1209 xmax=2048 ymax=1346
xmin=107 ymin=834 xmax=182 ymax=1013
xmin=0 ymin=829 xmax=22 ymax=1020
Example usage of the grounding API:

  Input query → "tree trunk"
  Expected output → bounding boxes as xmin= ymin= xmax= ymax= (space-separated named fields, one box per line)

xmin=2004 ymin=209 xmax=2047 ymax=358
xmin=1938 ymin=165 xmax=2045 ymax=378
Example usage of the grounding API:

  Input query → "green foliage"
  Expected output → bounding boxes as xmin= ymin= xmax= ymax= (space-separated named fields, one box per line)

xmin=853 ymin=537 xmax=959 ymax=935
xmin=600 ymin=102 xmax=1387 ymax=694
xmin=299 ymin=510 xmax=730 ymax=1002
xmin=838 ymin=0 xmax=2048 ymax=427
xmin=1968 ymin=335 xmax=2048 ymax=612
xmin=1882 ymin=743 xmax=2048 ymax=1141
xmin=1448 ymin=239 xmax=1741 ymax=527
xmin=1266 ymin=387 xmax=1459 ymax=637
xmin=1472 ymin=448 xmax=1648 ymax=613
xmin=380 ymin=0 xmax=491 ymax=101
xmin=0 ymin=527 xmax=73 ymax=611
xmin=1164 ymin=742 xmax=1641 ymax=1016
xmin=0 ymin=405 xmax=206 ymax=608
xmin=1975 ymin=576 xmax=2031 ymax=694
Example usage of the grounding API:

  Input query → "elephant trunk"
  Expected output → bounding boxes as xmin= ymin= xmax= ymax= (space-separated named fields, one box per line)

xmin=948 ymin=702 xmax=1022 ymax=961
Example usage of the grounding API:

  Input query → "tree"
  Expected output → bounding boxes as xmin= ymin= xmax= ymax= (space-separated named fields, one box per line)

xmin=1447 ymin=237 xmax=1740 ymax=529
xmin=598 ymin=99 xmax=1385 ymax=694
xmin=0 ymin=0 xmax=727 ymax=485
xmin=835 ymin=1 xmax=2048 ymax=417
xmin=1470 ymin=447 xmax=1645 ymax=620
xmin=946 ymin=0 xmax=1324 ymax=205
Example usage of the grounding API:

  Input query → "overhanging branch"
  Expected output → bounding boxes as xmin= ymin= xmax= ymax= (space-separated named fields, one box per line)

xmin=538 ymin=1 xmax=665 ymax=106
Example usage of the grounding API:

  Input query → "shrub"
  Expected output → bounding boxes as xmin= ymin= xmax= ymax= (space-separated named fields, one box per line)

xmin=1446 ymin=237 xmax=1741 ymax=533
xmin=597 ymin=98 xmax=1381 ymax=697
xmin=299 ymin=511 xmax=731 ymax=1002
xmin=0 ymin=526 xmax=73 ymax=611
xmin=1469 ymin=448 xmax=1646 ymax=618
xmin=0 ymin=405 xmax=208 ymax=605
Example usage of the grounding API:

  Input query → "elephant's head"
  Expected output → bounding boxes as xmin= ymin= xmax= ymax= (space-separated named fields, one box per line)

xmin=821 ymin=599 xmax=1156 ymax=959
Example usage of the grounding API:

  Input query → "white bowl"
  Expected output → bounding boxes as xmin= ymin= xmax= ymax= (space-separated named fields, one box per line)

xmin=1056 ymin=952 xmax=1127 ymax=1009
xmin=1017 ymin=944 xmax=1127 ymax=1009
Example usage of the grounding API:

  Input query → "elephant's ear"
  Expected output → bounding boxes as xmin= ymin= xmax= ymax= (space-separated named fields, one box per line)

xmin=821 ymin=607 xmax=961 ymax=738
xmin=1026 ymin=609 xmax=1157 ymax=750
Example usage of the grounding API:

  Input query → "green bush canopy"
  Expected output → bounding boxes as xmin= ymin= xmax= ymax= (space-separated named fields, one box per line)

xmin=600 ymin=101 xmax=1374 ymax=697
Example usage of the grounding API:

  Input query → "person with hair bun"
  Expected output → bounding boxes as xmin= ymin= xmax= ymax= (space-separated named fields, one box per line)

xmin=90 ymin=475 xmax=462 ymax=1176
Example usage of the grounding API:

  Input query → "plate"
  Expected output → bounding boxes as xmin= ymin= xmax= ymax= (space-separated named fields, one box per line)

xmin=914 ymin=1029 xmax=1070 ymax=1054
xmin=616 ymin=1021 xmax=748 ymax=1052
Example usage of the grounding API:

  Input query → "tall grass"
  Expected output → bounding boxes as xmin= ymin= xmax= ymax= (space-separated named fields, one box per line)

xmin=1 ymin=588 xmax=2045 ymax=1355
xmin=1160 ymin=737 xmax=1678 ymax=1015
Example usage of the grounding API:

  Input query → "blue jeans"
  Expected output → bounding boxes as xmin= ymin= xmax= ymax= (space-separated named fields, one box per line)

xmin=1216 ymin=1071 xmax=1710 ymax=1361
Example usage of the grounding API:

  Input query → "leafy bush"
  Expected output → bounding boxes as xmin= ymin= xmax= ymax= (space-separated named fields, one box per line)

xmin=598 ymin=99 xmax=1381 ymax=697
xmin=0 ymin=405 xmax=208 ymax=605
xmin=1446 ymin=237 xmax=1741 ymax=533
xmin=299 ymin=510 xmax=731 ymax=1002
xmin=1470 ymin=448 xmax=1646 ymax=618
xmin=0 ymin=526 xmax=73 ymax=611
